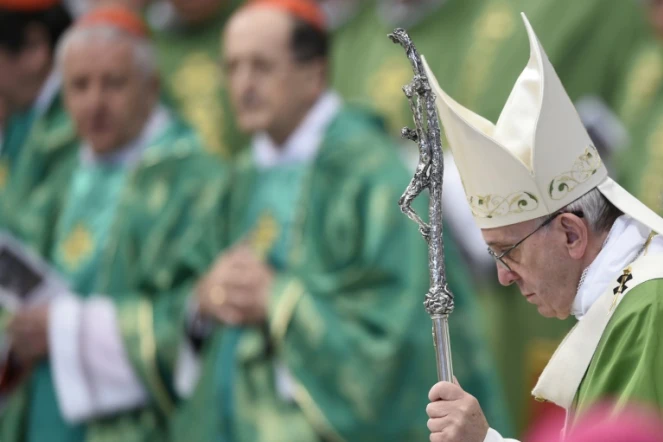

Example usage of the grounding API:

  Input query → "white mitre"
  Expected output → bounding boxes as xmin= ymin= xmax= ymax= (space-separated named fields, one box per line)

xmin=422 ymin=13 xmax=663 ymax=233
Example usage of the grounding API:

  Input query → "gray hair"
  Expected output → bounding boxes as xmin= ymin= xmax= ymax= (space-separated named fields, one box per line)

xmin=541 ymin=187 xmax=623 ymax=233
xmin=56 ymin=25 xmax=157 ymax=78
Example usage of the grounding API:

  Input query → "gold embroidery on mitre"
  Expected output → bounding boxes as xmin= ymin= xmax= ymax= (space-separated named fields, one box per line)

xmin=59 ymin=223 xmax=95 ymax=270
xmin=549 ymin=145 xmax=602 ymax=200
xmin=468 ymin=191 xmax=539 ymax=219
xmin=0 ymin=160 xmax=8 ymax=190
xmin=247 ymin=212 xmax=280 ymax=260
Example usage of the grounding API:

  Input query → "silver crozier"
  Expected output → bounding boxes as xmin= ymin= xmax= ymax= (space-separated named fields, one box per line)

xmin=389 ymin=29 xmax=454 ymax=382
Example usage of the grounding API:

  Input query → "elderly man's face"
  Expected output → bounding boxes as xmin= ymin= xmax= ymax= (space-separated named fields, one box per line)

xmin=223 ymin=7 xmax=326 ymax=142
xmin=482 ymin=215 xmax=586 ymax=319
xmin=62 ymin=38 xmax=158 ymax=153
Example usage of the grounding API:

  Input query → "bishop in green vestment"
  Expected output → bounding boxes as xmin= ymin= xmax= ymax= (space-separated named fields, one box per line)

xmin=0 ymin=0 xmax=77 ymax=233
xmin=331 ymin=0 xmax=650 ymax=431
xmin=0 ymin=6 xmax=227 ymax=442
xmin=171 ymin=2 xmax=508 ymax=440
xmin=422 ymin=14 xmax=663 ymax=442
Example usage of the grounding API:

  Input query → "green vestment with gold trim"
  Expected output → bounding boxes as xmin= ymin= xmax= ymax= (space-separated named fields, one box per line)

xmin=331 ymin=0 xmax=648 ymax=431
xmin=171 ymin=106 xmax=508 ymax=441
xmin=0 ymin=94 xmax=78 ymax=236
xmin=0 ymin=116 xmax=228 ymax=442
xmin=575 ymin=278 xmax=663 ymax=416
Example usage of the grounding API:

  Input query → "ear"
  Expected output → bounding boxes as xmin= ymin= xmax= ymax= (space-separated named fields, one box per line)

xmin=314 ymin=59 xmax=328 ymax=89
xmin=302 ymin=59 xmax=327 ymax=96
xmin=559 ymin=213 xmax=588 ymax=260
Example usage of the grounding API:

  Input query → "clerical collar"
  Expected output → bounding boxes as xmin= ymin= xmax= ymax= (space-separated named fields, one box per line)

xmin=572 ymin=215 xmax=663 ymax=319
xmin=252 ymin=91 xmax=342 ymax=170
xmin=80 ymin=106 xmax=171 ymax=167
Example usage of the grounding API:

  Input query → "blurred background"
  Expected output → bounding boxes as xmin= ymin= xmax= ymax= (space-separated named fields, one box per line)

xmin=1 ymin=0 xmax=663 ymax=441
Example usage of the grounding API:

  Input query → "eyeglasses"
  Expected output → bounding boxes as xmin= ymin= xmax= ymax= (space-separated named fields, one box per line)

xmin=487 ymin=211 xmax=584 ymax=272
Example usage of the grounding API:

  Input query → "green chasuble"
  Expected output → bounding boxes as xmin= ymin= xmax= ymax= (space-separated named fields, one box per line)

xmin=0 ymin=114 xmax=228 ymax=442
xmin=152 ymin=2 xmax=247 ymax=160
xmin=332 ymin=0 xmax=648 ymax=431
xmin=0 ymin=94 xmax=78 ymax=234
xmin=172 ymin=106 xmax=509 ymax=441
xmin=575 ymin=278 xmax=663 ymax=416
xmin=1 ymin=109 xmax=36 ymax=178
xmin=28 ymin=154 xmax=130 ymax=442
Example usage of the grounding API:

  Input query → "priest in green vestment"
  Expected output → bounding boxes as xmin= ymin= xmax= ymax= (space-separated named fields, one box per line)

xmin=330 ymin=0 xmax=650 ymax=431
xmin=170 ymin=1 xmax=510 ymax=440
xmin=148 ymin=0 xmax=247 ymax=159
xmin=0 ymin=0 xmax=78 ymax=233
xmin=0 ymin=5 xmax=227 ymax=442
xmin=421 ymin=14 xmax=663 ymax=442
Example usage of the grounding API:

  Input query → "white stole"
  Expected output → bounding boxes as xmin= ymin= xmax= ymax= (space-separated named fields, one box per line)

xmin=532 ymin=254 xmax=663 ymax=410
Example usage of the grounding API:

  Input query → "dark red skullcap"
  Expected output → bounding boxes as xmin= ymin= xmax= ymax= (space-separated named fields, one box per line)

xmin=77 ymin=4 xmax=148 ymax=38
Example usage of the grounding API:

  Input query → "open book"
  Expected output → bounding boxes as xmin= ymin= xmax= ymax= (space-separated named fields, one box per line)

xmin=0 ymin=231 xmax=68 ymax=398
xmin=0 ymin=231 xmax=68 ymax=312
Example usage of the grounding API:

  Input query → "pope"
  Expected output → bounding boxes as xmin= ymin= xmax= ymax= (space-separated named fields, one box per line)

xmin=422 ymin=14 xmax=663 ymax=442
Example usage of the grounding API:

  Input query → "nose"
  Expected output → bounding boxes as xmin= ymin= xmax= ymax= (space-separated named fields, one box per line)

xmin=82 ymin=81 xmax=104 ymax=113
xmin=231 ymin=63 xmax=256 ymax=101
xmin=496 ymin=263 xmax=518 ymax=286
